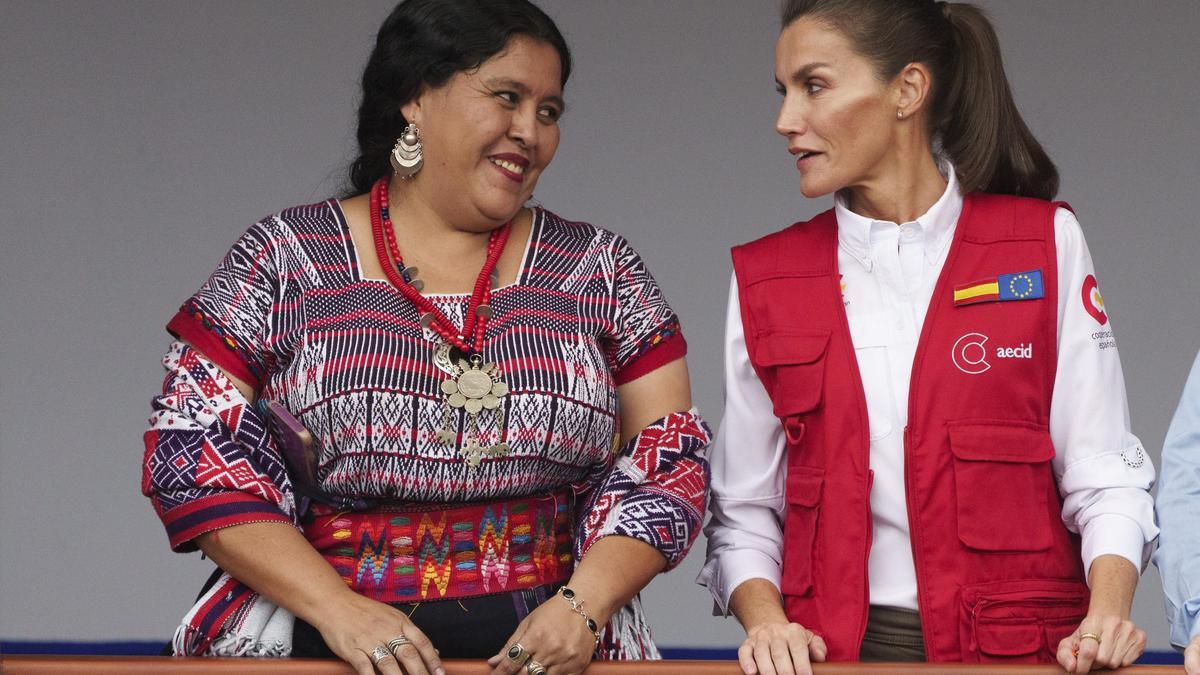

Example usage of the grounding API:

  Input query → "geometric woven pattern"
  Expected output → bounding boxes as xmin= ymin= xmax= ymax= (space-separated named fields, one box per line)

xmin=159 ymin=202 xmax=684 ymax=505
xmin=144 ymin=342 xmax=296 ymax=550
xmin=573 ymin=409 xmax=712 ymax=569
xmin=302 ymin=493 xmax=572 ymax=603
xmin=145 ymin=200 xmax=706 ymax=660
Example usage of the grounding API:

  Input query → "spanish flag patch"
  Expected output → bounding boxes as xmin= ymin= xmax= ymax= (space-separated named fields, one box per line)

xmin=953 ymin=269 xmax=1044 ymax=306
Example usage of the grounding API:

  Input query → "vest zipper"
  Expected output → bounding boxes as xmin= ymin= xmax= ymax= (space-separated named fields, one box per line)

xmin=903 ymin=423 xmax=925 ymax=630
xmin=829 ymin=260 xmax=874 ymax=653
xmin=901 ymin=196 xmax=975 ymax=657
xmin=862 ymin=467 xmax=874 ymax=650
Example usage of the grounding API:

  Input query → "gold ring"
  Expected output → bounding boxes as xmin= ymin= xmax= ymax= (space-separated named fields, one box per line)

xmin=1080 ymin=632 xmax=1102 ymax=644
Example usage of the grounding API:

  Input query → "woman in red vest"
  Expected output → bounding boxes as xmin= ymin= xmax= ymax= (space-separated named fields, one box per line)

xmin=699 ymin=1 xmax=1157 ymax=673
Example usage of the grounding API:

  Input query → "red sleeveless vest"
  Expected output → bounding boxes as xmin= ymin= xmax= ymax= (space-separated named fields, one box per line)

xmin=731 ymin=194 xmax=1089 ymax=663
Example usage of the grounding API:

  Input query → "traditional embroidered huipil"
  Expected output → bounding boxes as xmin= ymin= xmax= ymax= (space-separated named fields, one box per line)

xmin=726 ymin=194 xmax=1117 ymax=662
xmin=142 ymin=201 xmax=709 ymax=658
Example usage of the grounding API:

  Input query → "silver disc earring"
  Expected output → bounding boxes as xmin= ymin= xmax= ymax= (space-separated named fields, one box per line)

xmin=390 ymin=123 xmax=423 ymax=178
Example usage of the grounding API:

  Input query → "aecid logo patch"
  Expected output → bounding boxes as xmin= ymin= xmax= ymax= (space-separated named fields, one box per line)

xmin=952 ymin=333 xmax=991 ymax=374
xmin=952 ymin=333 xmax=1033 ymax=374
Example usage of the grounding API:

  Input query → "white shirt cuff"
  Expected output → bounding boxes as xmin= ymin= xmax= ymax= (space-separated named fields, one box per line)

xmin=1080 ymin=512 xmax=1149 ymax=580
xmin=697 ymin=548 xmax=782 ymax=616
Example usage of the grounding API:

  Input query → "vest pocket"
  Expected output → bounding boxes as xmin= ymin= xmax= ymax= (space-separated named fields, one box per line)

xmin=754 ymin=330 xmax=829 ymax=419
xmin=959 ymin=579 xmax=1089 ymax=663
xmin=780 ymin=466 xmax=824 ymax=597
xmin=948 ymin=422 xmax=1056 ymax=552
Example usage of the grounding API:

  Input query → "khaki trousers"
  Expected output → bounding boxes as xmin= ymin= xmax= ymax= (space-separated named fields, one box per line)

xmin=858 ymin=605 xmax=927 ymax=662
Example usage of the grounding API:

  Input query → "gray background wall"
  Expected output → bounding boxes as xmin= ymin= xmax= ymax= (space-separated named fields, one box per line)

xmin=2 ymin=0 xmax=1198 ymax=653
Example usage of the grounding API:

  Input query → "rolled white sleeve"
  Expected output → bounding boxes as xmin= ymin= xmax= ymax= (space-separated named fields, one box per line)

xmin=1049 ymin=208 xmax=1158 ymax=578
xmin=696 ymin=274 xmax=789 ymax=615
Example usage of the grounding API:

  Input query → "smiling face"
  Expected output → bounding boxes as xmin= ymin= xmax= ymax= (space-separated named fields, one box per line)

xmin=775 ymin=16 xmax=900 ymax=198
xmin=402 ymin=36 xmax=564 ymax=230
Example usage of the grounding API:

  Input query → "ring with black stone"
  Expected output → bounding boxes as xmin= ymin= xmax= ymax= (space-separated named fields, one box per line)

xmin=506 ymin=642 xmax=529 ymax=663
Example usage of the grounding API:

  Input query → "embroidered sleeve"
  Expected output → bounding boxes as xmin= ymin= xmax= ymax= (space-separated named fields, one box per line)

xmin=573 ymin=409 xmax=712 ymax=570
xmin=607 ymin=235 xmax=687 ymax=385
xmin=142 ymin=341 xmax=297 ymax=552
xmin=166 ymin=219 xmax=281 ymax=390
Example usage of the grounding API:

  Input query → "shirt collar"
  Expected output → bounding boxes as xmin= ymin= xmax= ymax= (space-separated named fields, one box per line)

xmin=835 ymin=162 xmax=963 ymax=270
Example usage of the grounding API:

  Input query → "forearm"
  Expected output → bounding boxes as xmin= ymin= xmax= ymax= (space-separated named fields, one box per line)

xmin=563 ymin=535 xmax=666 ymax=626
xmin=195 ymin=521 xmax=354 ymax=630
xmin=1087 ymin=553 xmax=1139 ymax=617
xmin=729 ymin=577 xmax=789 ymax=633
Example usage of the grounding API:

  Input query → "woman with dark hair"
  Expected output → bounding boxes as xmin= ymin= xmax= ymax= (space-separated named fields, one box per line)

xmin=142 ymin=1 xmax=709 ymax=674
xmin=699 ymin=1 xmax=1155 ymax=673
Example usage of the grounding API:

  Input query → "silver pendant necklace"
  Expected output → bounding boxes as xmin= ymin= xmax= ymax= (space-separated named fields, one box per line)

xmin=433 ymin=343 xmax=510 ymax=467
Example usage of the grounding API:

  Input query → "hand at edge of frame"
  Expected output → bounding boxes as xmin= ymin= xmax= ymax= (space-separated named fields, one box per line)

xmin=1184 ymin=633 xmax=1200 ymax=675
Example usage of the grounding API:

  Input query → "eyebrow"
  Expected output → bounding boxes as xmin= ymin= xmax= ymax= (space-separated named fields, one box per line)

xmin=484 ymin=77 xmax=566 ymax=109
xmin=776 ymin=62 xmax=832 ymax=88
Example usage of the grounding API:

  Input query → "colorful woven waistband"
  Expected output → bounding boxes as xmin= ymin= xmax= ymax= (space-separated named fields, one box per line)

xmin=304 ymin=492 xmax=574 ymax=604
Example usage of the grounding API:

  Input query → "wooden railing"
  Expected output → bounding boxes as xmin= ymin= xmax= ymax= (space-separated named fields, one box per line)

xmin=0 ymin=657 xmax=1183 ymax=674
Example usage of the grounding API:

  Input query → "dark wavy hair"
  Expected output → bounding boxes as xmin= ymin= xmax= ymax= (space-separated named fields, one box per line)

xmin=782 ymin=0 xmax=1058 ymax=200
xmin=345 ymin=0 xmax=572 ymax=197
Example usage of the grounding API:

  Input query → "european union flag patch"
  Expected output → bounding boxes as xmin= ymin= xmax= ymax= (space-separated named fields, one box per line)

xmin=954 ymin=269 xmax=1044 ymax=306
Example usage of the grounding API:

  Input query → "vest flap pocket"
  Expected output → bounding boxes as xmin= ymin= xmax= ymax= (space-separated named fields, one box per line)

xmin=960 ymin=579 xmax=1089 ymax=663
xmin=948 ymin=422 xmax=1055 ymax=463
xmin=755 ymin=330 xmax=830 ymax=418
xmin=948 ymin=421 xmax=1055 ymax=551
xmin=756 ymin=330 xmax=830 ymax=365
xmin=975 ymin=621 xmax=1043 ymax=657
xmin=786 ymin=465 xmax=824 ymax=507
xmin=780 ymin=466 xmax=823 ymax=597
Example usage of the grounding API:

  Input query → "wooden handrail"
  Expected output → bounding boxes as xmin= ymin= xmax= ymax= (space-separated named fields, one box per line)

xmin=0 ymin=656 xmax=1182 ymax=674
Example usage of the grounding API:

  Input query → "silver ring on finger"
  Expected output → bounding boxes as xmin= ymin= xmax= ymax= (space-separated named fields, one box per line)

xmin=388 ymin=634 xmax=411 ymax=654
xmin=526 ymin=660 xmax=547 ymax=675
xmin=507 ymin=642 xmax=529 ymax=663
xmin=370 ymin=644 xmax=394 ymax=666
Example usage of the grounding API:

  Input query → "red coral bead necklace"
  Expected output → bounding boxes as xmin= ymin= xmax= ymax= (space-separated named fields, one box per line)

xmin=368 ymin=176 xmax=513 ymax=467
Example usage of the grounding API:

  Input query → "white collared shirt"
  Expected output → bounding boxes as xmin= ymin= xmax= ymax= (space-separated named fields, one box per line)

xmin=698 ymin=167 xmax=1158 ymax=613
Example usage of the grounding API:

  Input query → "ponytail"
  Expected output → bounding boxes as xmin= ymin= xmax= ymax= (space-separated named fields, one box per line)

xmin=939 ymin=3 xmax=1058 ymax=199
xmin=781 ymin=0 xmax=1059 ymax=200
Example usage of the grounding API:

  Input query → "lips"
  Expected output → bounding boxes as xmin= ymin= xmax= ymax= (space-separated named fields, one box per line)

xmin=795 ymin=150 xmax=823 ymax=170
xmin=488 ymin=153 xmax=528 ymax=183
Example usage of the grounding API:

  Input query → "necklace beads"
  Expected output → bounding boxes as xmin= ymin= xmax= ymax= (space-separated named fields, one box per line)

xmin=368 ymin=176 xmax=515 ymax=467
xmin=368 ymin=177 xmax=511 ymax=354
